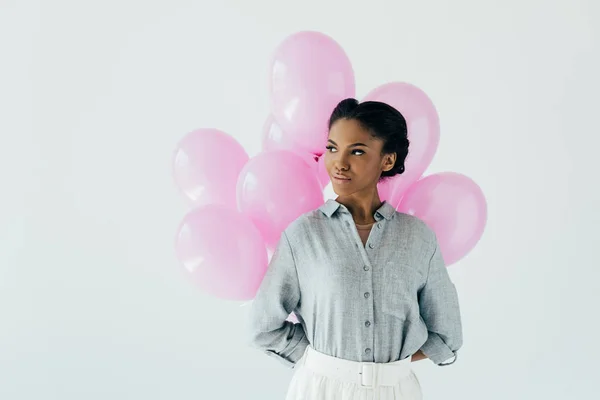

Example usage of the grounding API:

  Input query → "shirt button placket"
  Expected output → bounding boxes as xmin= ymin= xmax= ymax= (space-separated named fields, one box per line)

xmin=362 ymin=265 xmax=374 ymax=362
xmin=348 ymin=214 xmax=375 ymax=362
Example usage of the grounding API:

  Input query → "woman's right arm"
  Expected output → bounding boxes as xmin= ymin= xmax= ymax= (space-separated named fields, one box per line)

xmin=247 ymin=231 xmax=310 ymax=368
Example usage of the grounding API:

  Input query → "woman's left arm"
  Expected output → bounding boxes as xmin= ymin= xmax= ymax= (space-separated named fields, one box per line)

xmin=411 ymin=350 xmax=428 ymax=362
xmin=417 ymin=235 xmax=464 ymax=366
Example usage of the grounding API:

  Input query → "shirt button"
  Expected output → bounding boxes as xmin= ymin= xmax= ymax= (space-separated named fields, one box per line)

xmin=377 ymin=223 xmax=382 ymax=229
xmin=363 ymin=265 xmax=370 ymax=271
xmin=365 ymin=348 xmax=372 ymax=355
xmin=364 ymin=292 xmax=370 ymax=299
xmin=368 ymin=243 xmax=375 ymax=249
xmin=365 ymin=321 xmax=371 ymax=327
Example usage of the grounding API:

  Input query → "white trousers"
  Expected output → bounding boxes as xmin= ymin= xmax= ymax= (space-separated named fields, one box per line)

xmin=286 ymin=346 xmax=423 ymax=400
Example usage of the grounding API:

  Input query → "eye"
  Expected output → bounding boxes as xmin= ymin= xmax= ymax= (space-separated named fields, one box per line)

xmin=352 ymin=149 xmax=365 ymax=156
xmin=325 ymin=145 xmax=337 ymax=153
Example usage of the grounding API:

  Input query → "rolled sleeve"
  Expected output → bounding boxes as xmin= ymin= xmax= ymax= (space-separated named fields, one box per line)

xmin=418 ymin=235 xmax=463 ymax=366
xmin=247 ymin=231 xmax=310 ymax=368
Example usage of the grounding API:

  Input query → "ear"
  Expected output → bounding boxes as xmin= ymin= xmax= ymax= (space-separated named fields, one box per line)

xmin=381 ymin=153 xmax=396 ymax=172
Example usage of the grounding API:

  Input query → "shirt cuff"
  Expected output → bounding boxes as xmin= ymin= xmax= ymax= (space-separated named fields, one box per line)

xmin=438 ymin=352 xmax=457 ymax=366
xmin=264 ymin=329 xmax=310 ymax=369
xmin=420 ymin=332 xmax=457 ymax=365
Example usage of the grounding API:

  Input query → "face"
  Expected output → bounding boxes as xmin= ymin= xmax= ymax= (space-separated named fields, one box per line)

xmin=324 ymin=118 xmax=395 ymax=197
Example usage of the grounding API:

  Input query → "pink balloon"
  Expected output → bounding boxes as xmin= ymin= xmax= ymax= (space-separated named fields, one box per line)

xmin=172 ymin=129 xmax=249 ymax=209
xmin=261 ymin=114 xmax=298 ymax=153
xmin=364 ymin=82 xmax=440 ymax=205
xmin=174 ymin=204 xmax=268 ymax=300
xmin=397 ymin=172 xmax=487 ymax=266
xmin=316 ymin=154 xmax=330 ymax=188
xmin=261 ymin=115 xmax=330 ymax=189
xmin=294 ymin=151 xmax=330 ymax=189
xmin=287 ymin=312 xmax=299 ymax=323
xmin=269 ymin=31 xmax=355 ymax=154
xmin=377 ymin=178 xmax=404 ymax=211
xmin=237 ymin=150 xmax=324 ymax=249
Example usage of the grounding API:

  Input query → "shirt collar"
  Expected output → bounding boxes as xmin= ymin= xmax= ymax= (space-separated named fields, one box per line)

xmin=319 ymin=199 xmax=395 ymax=221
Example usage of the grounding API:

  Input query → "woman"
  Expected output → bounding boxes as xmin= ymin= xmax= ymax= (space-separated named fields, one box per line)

xmin=248 ymin=98 xmax=463 ymax=399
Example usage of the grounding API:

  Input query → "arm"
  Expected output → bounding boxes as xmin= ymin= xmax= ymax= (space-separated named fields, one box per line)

xmin=417 ymin=235 xmax=463 ymax=366
xmin=247 ymin=231 xmax=310 ymax=368
xmin=411 ymin=350 xmax=428 ymax=362
xmin=411 ymin=350 xmax=456 ymax=364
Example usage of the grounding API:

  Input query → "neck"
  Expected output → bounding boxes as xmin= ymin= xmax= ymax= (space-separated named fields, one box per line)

xmin=336 ymin=188 xmax=383 ymax=224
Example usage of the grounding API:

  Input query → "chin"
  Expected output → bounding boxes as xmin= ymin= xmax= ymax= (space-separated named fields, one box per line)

xmin=331 ymin=184 xmax=355 ymax=196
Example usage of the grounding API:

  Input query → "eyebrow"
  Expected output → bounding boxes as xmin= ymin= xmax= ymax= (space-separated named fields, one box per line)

xmin=327 ymin=139 xmax=368 ymax=147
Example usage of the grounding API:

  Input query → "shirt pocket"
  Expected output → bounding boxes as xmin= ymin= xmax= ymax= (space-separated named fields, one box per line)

xmin=381 ymin=262 xmax=420 ymax=320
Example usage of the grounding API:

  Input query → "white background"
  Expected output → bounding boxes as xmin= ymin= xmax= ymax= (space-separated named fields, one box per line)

xmin=1 ymin=0 xmax=598 ymax=398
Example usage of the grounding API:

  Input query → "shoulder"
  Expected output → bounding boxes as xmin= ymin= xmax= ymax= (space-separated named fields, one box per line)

xmin=392 ymin=211 xmax=437 ymax=243
xmin=282 ymin=205 xmax=329 ymax=242
xmin=391 ymin=212 xmax=440 ymax=263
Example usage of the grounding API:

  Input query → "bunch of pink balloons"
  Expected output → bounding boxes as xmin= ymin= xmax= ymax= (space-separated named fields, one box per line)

xmin=171 ymin=30 xmax=487 ymax=301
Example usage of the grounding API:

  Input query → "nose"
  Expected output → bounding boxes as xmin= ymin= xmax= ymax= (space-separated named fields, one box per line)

xmin=334 ymin=156 xmax=349 ymax=172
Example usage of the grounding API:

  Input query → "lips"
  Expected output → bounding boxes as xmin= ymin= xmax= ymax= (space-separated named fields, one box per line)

xmin=333 ymin=174 xmax=351 ymax=182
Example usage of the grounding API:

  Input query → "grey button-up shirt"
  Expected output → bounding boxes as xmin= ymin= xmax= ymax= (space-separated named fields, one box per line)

xmin=247 ymin=199 xmax=463 ymax=368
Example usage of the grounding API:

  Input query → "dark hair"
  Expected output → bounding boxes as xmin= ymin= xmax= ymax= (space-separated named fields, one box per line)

xmin=328 ymin=98 xmax=409 ymax=179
